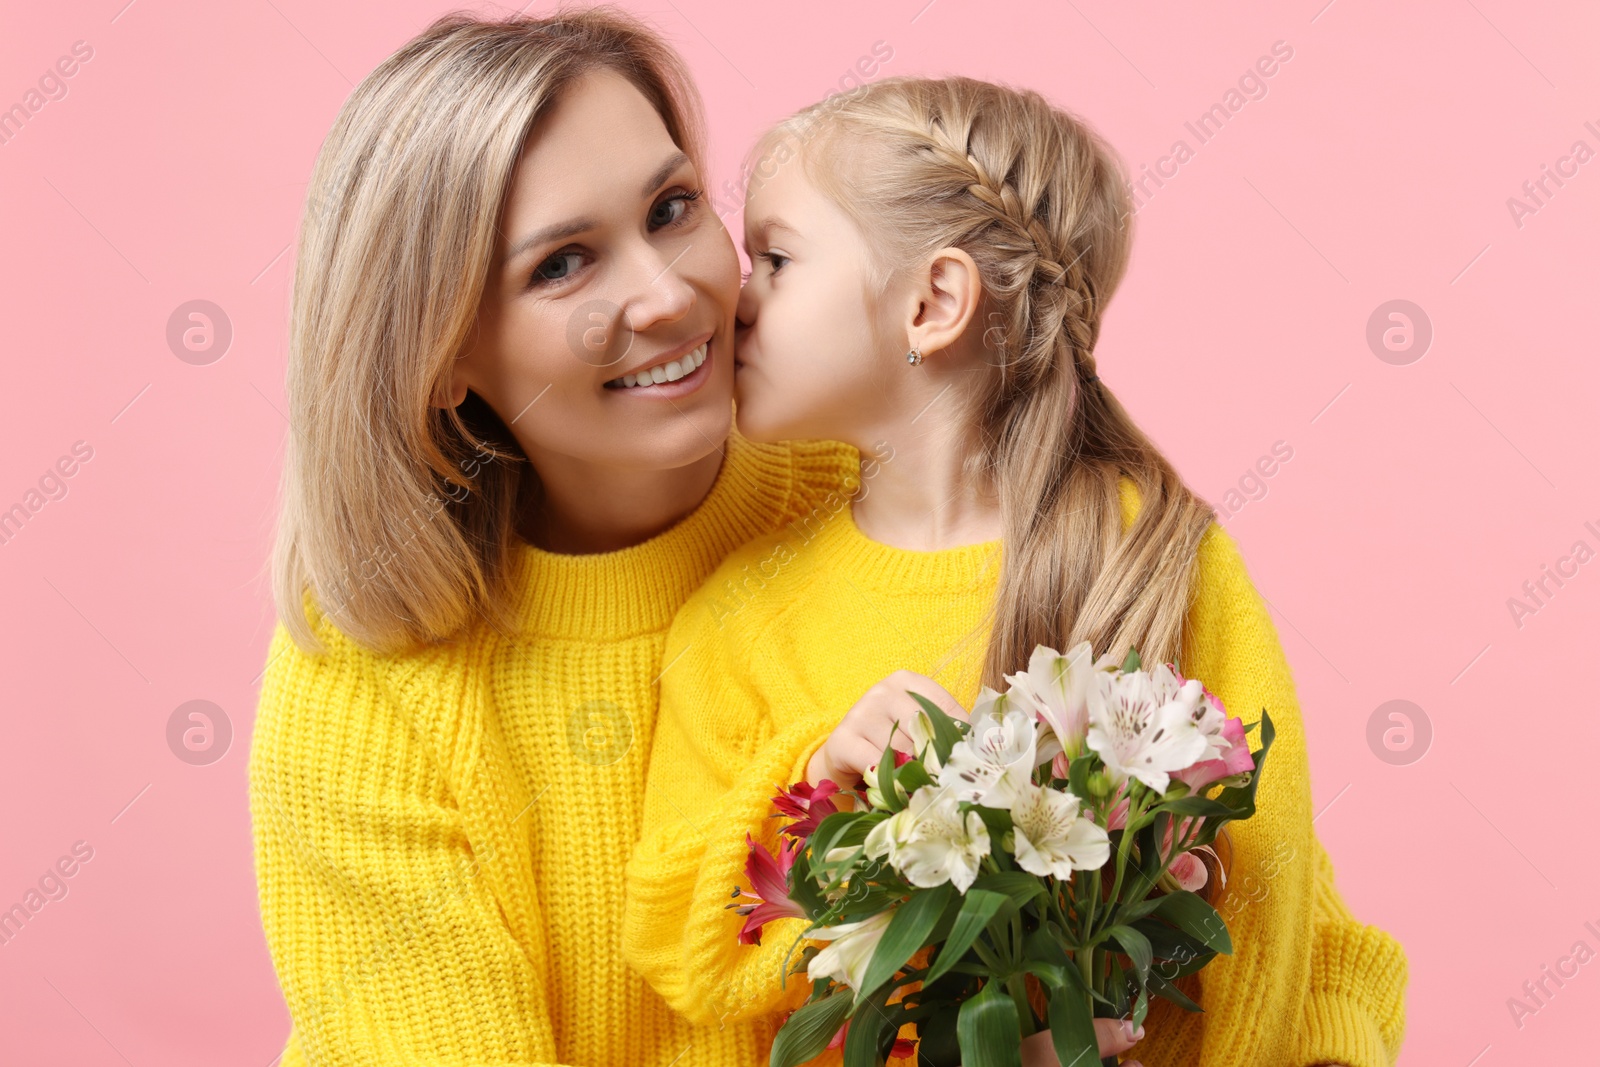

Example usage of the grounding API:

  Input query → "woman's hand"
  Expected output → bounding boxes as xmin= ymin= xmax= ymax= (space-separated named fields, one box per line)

xmin=1019 ymin=1019 xmax=1146 ymax=1066
xmin=805 ymin=670 xmax=968 ymax=788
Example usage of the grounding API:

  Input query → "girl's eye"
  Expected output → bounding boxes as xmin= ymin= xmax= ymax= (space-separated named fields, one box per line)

xmin=649 ymin=189 xmax=702 ymax=230
xmin=533 ymin=251 xmax=585 ymax=284
xmin=754 ymin=250 xmax=790 ymax=275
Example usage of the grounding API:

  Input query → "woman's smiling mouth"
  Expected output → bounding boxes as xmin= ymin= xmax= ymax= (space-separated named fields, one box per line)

xmin=604 ymin=335 xmax=712 ymax=396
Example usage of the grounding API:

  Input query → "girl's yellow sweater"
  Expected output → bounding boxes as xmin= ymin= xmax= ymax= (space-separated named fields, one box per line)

xmin=247 ymin=429 xmax=860 ymax=1067
xmin=623 ymin=469 xmax=1408 ymax=1067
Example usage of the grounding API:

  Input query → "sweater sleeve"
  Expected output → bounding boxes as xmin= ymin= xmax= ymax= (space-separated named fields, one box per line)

xmin=1292 ymin=835 xmax=1410 ymax=1066
xmin=248 ymin=612 xmax=578 ymax=1067
xmin=622 ymin=669 xmax=841 ymax=1024
xmin=1160 ymin=523 xmax=1407 ymax=1067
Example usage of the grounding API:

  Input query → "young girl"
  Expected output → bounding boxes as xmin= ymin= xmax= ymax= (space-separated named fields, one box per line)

xmin=623 ymin=76 xmax=1406 ymax=1067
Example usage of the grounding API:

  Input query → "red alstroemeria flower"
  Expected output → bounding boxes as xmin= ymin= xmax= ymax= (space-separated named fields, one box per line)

xmin=772 ymin=778 xmax=841 ymax=841
xmin=733 ymin=833 xmax=807 ymax=945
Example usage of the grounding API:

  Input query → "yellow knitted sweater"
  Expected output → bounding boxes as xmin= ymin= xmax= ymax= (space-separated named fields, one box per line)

xmin=623 ymin=471 xmax=1408 ymax=1067
xmin=248 ymin=429 xmax=860 ymax=1067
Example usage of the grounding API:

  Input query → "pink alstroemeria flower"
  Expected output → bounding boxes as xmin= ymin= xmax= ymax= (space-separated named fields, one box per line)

xmin=1159 ymin=815 xmax=1223 ymax=893
xmin=733 ymin=833 xmax=806 ymax=945
xmin=772 ymin=779 xmax=841 ymax=842
xmin=1173 ymin=717 xmax=1256 ymax=794
xmin=1105 ymin=783 xmax=1131 ymax=830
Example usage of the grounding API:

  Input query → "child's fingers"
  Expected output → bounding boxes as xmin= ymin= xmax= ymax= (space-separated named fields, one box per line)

xmin=1093 ymin=1017 xmax=1145 ymax=1056
xmin=891 ymin=672 xmax=968 ymax=723
xmin=1018 ymin=1021 xmax=1145 ymax=1066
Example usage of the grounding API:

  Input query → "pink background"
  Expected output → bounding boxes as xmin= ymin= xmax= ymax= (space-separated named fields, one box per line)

xmin=1 ymin=0 xmax=1595 ymax=1063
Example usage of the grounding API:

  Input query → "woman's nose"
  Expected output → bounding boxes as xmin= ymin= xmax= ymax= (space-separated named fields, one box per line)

xmin=623 ymin=247 xmax=695 ymax=333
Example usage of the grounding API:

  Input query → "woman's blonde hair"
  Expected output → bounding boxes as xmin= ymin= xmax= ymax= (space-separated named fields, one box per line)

xmin=755 ymin=75 xmax=1217 ymax=685
xmin=269 ymin=7 xmax=706 ymax=656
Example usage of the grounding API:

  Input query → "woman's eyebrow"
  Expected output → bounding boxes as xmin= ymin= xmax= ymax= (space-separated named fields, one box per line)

xmin=640 ymin=150 xmax=690 ymax=197
xmin=502 ymin=152 xmax=693 ymax=268
xmin=503 ymin=218 xmax=595 ymax=267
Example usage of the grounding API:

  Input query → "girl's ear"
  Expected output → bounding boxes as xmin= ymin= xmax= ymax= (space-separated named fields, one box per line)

xmin=905 ymin=246 xmax=982 ymax=361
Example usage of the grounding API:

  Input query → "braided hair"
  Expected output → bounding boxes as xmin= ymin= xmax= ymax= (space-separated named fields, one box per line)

xmin=752 ymin=76 xmax=1216 ymax=687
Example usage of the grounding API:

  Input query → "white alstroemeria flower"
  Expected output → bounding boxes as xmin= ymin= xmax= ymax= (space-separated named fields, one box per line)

xmin=863 ymin=758 xmax=909 ymax=809
xmin=1009 ymin=782 xmax=1111 ymax=878
xmin=1181 ymin=675 xmax=1231 ymax=763
xmin=865 ymin=785 xmax=991 ymax=892
xmin=1086 ymin=666 xmax=1209 ymax=793
xmin=936 ymin=690 xmax=1040 ymax=810
xmin=806 ymin=910 xmax=894 ymax=991
xmin=907 ymin=703 xmax=945 ymax=774
xmin=1004 ymin=642 xmax=1105 ymax=766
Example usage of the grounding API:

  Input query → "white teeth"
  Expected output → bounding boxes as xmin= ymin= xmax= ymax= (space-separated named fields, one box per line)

xmin=609 ymin=343 xmax=708 ymax=388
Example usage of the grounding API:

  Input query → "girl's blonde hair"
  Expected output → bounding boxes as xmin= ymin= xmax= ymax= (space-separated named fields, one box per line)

xmin=269 ymin=7 xmax=706 ymax=656
xmin=755 ymin=75 xmax=1217 ymax=685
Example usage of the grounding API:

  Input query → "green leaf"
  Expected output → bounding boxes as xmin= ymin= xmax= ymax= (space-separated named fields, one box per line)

xmin=924 ymin=889 xmax=1008 ymax=986
xmin=876 ymin=730 xmax=905 ymax=813
xmin=1151 ymin=891 xmax=1232 ymax=955
xmin=1117 ymin=894 xmax=1167 ymax=926
xmin=769 ymin=987 xmax=852 ymax=1067
xmin=957 ymin=980 xmax=1023 ymax=1067
xmin=1120 ymin=647 xmax=1142 ymax=673
xmin=916 ymin=996 xmax=962 ymax=1067
xmin=897 ymin=758 xmax=933 ymax=793
xmin=1148 ymin=969 xmax=1204 ymax=1013
xmin=1046 ymin=981 xmax=1099 ymax=1067
xmin=857 ymin=884 xmax=952 ymax=1005
xmin=908 ymin=691 xmax=966 ymax=765
xmin=1067 ymin=754 xmax=1095 ymax=801
xmin=786 ymin=846 xmax=826 ymax=919
xmin=1106 ymin=925 xmax=1153 ymax=986
xmin=1022 ymin=926 xmax=1073 ymax=971
xmin=1155 ymin=796 xmax=1238 ymax=819
xmin=1106 ymin=955 xmax=1129 ymax=1016
xmin=809 ymin=811 xmax=889 ymax=873
xmin=1128 ymin=917 xmax=1208 ymax=961
xmin=843 ymin=984 xmax=894 ymax=1067
xmin=970 ymin=871 xmax=1045 ymax=909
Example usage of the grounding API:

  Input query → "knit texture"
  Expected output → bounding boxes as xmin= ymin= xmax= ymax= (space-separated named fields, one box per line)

xmin=622 ymin=474 xmax=1408 ymax=1067
xmin=248 ymin=428 xmax=861 ymax=1067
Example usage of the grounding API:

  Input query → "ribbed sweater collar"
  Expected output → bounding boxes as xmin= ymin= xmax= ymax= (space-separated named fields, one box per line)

xmin=800 ymin=496 xmax=1004 ymax=592
xmin=509 ymin=427 xmax=796 ymax=640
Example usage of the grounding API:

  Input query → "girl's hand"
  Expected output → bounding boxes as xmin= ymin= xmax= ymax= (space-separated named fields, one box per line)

xmin=1019 ymin=1019 xmax=1146 ymax=1066
xmin=805 ymin=670 xmax=968 ymax=788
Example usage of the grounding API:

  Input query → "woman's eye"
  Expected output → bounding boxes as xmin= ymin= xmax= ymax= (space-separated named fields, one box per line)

xmin=755 ymin=251 xmax=789 ymax=275
xmin=533 ymin=251 xmax=585 ymax=284
xmin=649 ymin=189 xmax=702 ymax=230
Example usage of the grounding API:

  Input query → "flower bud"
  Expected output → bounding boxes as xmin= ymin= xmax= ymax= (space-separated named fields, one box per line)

xmin=1087 ymin=771 xmax=1112 ymax=798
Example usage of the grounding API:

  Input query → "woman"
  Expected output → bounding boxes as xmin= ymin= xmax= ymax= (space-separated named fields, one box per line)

xmin=248 ymin=10 xmax=857 ymax=1065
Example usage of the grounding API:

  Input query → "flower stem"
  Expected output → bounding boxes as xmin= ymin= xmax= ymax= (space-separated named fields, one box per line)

xmin=1006 ymin=973 xmax=1037 ymax=1036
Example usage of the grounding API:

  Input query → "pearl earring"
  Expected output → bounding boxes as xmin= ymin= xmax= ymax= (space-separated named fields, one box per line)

xmin=905 ymin=345 xmax=924 ymax=366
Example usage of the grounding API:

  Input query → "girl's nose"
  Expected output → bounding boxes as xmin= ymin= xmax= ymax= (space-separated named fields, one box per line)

xmin=735 ymin=277 xmax=759 ymax=329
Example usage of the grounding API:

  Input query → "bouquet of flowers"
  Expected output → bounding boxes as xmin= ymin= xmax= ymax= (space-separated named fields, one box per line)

xmin=731 ymin=642 xmax=1275 ymax=1067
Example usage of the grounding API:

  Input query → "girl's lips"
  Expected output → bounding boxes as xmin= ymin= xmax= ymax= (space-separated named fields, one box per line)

xmin=604 ymin=339 xmax=713 ymax=399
